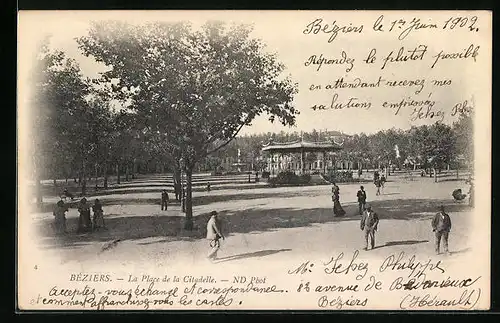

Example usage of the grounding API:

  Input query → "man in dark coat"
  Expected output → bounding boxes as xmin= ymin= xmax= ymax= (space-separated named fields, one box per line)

xmin=174 ymin=182 xmax=180 ymax=201
xmin=161 ymin=189 xmax=169 ymax=211
xmin=360 ymin=205 xmax=379 ymax=250
xmin=357 ymin=186 xmax=367 ymax=215
xmin=374 ymin=178 xmax=381 ymax=196
xmin=431 ymin=205 xmax=452 ymax=255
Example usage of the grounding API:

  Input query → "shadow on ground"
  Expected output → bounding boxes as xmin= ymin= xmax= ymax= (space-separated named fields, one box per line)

xmin=372 ymin=239 xmax=429 ymax=250
xmin=34 ymin=189 xmax=314 ymax=212
xmin=214 ymin=249 xmax=292 ymax=263
xmin=37 ymin=198 xmax=472 ymax=250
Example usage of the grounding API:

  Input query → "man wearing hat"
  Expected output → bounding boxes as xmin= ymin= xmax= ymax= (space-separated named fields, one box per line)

xmin=356 ymin=185 xmax=367 ymax=215
xmin=360 ymin=204 xmax=379 ymax=250
xmin=161 ymin=189 xmax=169 ymax=211
xmin=206 ymin=211 xmax=225 ymax=260
xmin=432 ymin=205 xmax=452 ymax=255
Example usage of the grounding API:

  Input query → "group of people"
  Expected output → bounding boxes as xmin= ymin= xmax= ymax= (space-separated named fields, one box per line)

xmin=52 ymin=197 xmax=106 ymax=235
xmin=331 ymin=183 xmax=372 ymax=218
xmin=357 ymin=201 xmax=452 ymax=255
xmin=77 ymin=198 xmax=106 ymax=233
xmin=334 ymin=179 xmax=454 ymax=254
xmin=332 ymin=171 xmax=385 ymax=217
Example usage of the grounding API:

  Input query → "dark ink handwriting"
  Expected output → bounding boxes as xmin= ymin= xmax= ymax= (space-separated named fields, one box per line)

xmin=379 ymin=252 xmax=445 ymax=278
xmin=304 ymin=52 xmax=355 ymax=72
xmin=431 ymin=44 xmax=480 ymax=68
xmin=399 ymin=289 xmax=481 ymax=310
xmin=323 ymin=250 xmax=369 ymax=280
xmin=303 ymin=18 xmax=364 ymax=42
xmin=318 ymin=295 xmax=368 ymax=309
xmin=381 ymin=45 xmax=428 ymax=70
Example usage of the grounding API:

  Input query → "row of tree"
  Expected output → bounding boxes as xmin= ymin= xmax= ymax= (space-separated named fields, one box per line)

xmin=208 ymin=117 xmax=473 ymax=180
xmin=28 ymin=20 xmax=473 ymax=229
xmin=29 ymin=21 xmax=299 ymax=229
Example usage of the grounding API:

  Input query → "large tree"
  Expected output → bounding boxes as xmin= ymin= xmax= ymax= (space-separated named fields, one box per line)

xmin=30 ymin=40 xmax=91 ymax=204
xmin=77 ymin=20 xmax=298 ymax=229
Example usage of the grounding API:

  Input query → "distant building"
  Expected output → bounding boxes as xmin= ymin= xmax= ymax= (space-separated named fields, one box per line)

xmin=261 ymin=137 xmax=345 ymax=175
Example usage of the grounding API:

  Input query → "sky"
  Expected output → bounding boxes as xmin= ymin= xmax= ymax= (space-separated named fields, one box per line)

xmin=18 ymin=10 xmax=491 ymax=137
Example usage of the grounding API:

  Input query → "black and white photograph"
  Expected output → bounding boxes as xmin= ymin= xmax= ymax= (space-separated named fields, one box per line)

xmin=17 ymin=10 xmax=492 ymax=310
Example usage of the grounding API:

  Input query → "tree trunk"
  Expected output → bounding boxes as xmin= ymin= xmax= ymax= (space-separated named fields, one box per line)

xmin=65 ymin=177 xmax=68 ymax=184
xmin=53 ymin=178 xmax=57 ymax=187
xmin=456 ymin=166 xmax=459 ymax=180
xmin=132 ymin=159 xmax=137 ymax=179
xmin=103 ymin=162 xmax=108 ymax=189
xmin=95 ymin=164 xmax=99 ymax=189
xmin=116 ymin=163 xmax=121 ymax=184
xmin=125 ymin=162 xmax=130 ymax=182
xmin=433 ymin=167 xmax=438 ymax=183
xmin=81 ymin=162 xmax=87 ymax=196
xmin=184 ymin=167 xmax=194 ymax=230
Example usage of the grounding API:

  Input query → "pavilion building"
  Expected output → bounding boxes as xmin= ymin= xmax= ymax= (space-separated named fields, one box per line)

xmin=261 ymin=138 xmax=345 ymax=175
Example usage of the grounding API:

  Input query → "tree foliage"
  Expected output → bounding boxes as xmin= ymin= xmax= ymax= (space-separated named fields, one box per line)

xmin=76 ymin=20 xmax=299 ymax=226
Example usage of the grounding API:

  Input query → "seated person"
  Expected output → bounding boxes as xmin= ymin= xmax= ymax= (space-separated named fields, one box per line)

xmin=61 ymin=188 xmax=74 ymax=200
xmin=452 ymin=188 xmax=467 ymax=201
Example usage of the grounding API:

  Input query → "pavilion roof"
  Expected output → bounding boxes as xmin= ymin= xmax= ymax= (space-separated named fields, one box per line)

xmin=261 ymin=140 xmax=343 ymax=152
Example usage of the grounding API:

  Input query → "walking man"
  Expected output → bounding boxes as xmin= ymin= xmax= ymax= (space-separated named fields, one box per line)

xmin=360 ymin=205 xmax=379 ymax=250
xmin=206 ymin=211 xmax=224 ymax=260
xmin=380 ymin=174 xmax=386 ymax=193
xmin=375 ymin=178 xmax=381 ymax=196
xmin=161 ymin=189 xmax=169 ymax=211
xmin=432 ymin=205 xmax=452 ymax=255
xmin=357 ymin=185 xmax=367 ymax=215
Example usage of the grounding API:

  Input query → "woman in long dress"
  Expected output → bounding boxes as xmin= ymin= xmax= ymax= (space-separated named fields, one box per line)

xmin=332 ymin=183 xmax=346 ymax=217
xmin=77 ymin=197 xmax=92 ymax=233
xmin=53 ymin=200 xmax=68 ymax=234
xmin=92 ymin=198 xmax=105 ymax=231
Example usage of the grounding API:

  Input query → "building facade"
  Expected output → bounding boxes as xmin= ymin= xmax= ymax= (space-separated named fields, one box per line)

xmin=261 ymin=139 xmax=345 ymax=175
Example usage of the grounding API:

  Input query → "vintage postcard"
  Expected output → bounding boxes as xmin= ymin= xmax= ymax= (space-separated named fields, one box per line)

xmin=17 ymin=10 xmax=492 ymax=311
